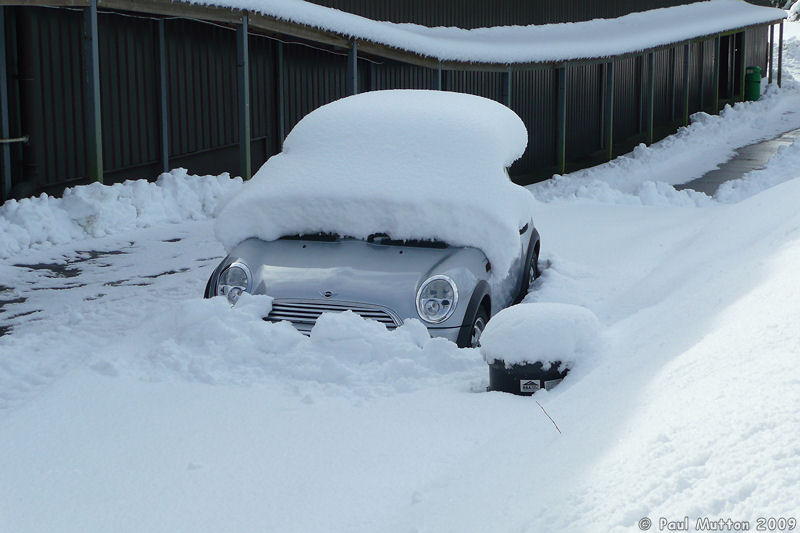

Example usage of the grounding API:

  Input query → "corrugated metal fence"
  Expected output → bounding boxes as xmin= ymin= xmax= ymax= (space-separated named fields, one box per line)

xmin=0 ymin=4 xmax=774 ymax=200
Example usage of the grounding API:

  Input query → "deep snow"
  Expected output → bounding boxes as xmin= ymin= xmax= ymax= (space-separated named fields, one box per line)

xmin=2 ymin=18 xmax=800 ymax=533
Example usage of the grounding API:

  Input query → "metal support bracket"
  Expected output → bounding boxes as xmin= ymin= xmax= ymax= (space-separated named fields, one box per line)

xmin=0 ymin=135 xmax=28 ymax=144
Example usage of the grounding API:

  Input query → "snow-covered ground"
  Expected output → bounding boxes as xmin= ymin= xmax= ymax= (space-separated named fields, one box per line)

xmin=3 ymin=20 xmax=800 ymax=533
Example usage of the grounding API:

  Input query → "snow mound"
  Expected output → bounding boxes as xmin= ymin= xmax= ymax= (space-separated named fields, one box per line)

xmin=0 ymin=169 xmax=242 ymax=259
xmin=118 ymin=296 xmax=483 ymax=395
xmin=215 ymin=90 xmax=536 ymax=277
xmin=480 ymin=303 xmax=600 ymax=367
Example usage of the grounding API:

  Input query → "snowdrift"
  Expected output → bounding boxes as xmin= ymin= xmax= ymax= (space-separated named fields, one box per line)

xmin=0 ymin=169 xmax=241 ymax=259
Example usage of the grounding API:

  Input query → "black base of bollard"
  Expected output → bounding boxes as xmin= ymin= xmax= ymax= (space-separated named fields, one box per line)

xmin=488 ymin=360 xmax=569 ymax=396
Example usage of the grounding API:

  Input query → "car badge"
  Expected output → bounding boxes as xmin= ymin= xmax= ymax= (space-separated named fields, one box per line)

xmin=321 ymin=290 xmax=336 ymax=298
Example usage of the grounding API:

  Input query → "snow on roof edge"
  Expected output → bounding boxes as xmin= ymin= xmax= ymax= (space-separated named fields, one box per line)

xmin=183 ymin=0 xmax=786 ymax=65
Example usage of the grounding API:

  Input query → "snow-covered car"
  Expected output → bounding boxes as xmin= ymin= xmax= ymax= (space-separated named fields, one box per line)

xmin=204 ymin=90 xmax=540 ymax=348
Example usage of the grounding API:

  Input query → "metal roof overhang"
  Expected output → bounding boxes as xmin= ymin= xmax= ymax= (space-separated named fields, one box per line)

xmin=0 ymin=0 xmax=787 ymax=71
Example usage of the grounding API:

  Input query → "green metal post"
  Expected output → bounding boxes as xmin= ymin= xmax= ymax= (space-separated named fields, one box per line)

xmin=157 ymin=19 xmax=168 ymax=174
xmin=556 ymin=65 xmax=567 ymax=174
xmin=435 ymin=62 xmax=442 ymax=90
xmin=603 ymin=61 xmax=614 ymax=161
xmin=778 ymin=22 xmax=783 ymax=88
xmin=713 ymin=35 xmax=720 ymax=113
xmin=346 ymin=39 xmax=358 ymax=96
xmin=646 ymin=52 xmax=654 ymax=145
xmin=83 ymin=0 xmax=103 ymax=183
xmin=738 ymin=31 xmax=746 ymax=102
xmin=768 ymin=24 xmax=774 ymax=84
xmin=0 ymin=6 xmax=11 ymax=200
xmin=237 ymin=15 xmax=251 ymax=180
xmin=502 ymin=67 xmax=512 ymax=107
xmin=275 ymin=41 xmax=284 ymax=149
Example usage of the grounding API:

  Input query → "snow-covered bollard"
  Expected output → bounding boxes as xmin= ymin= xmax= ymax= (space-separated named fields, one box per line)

xmin=480 ymin=303 xmax=600 ymax=395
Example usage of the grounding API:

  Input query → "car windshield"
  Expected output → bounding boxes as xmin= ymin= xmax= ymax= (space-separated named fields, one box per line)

xmin=279 ymin=233 xmax=448 ymax=248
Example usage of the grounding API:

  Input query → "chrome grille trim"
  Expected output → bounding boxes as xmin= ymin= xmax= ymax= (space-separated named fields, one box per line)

xmin=265 ymin=299 xmax=402 ymax=335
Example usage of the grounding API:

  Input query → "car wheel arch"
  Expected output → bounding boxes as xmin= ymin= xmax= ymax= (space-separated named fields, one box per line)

xmin=516 ymin=230 xmax=541 ymax=303
xmin=456 ymin=280 xmax=491 ymax=348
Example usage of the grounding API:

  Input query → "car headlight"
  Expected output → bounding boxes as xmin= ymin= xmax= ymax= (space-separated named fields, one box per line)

xmin=416 ymin=275 xmax=458 ymax=324
xmin=216 ymin=261 xmax=252 ymax=304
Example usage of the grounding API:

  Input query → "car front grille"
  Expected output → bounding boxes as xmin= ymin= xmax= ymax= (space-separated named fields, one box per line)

xmin=265 ymin=299 xmax=401 ymax=335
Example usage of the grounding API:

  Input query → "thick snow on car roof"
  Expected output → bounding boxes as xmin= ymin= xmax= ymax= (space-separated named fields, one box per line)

xmin=214 ymin=90 xmax=537 ymax=277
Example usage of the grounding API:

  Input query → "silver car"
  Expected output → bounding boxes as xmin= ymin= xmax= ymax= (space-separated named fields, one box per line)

xmin=204 ymin=222 xmax=540 ymax=348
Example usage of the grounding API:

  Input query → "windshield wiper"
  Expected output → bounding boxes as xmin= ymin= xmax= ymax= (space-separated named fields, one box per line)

xmin=280 ymin=232 xmax=340 ymax=242
xmin=367 ymin=233 xmax=448 ymax=248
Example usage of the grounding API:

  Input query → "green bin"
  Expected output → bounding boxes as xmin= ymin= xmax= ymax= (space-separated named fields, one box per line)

xmin=745 ymin=66 xmax=762 ymax=101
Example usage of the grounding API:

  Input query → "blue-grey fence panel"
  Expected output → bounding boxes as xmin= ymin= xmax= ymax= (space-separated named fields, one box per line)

xmin=447 ymin=70 xmax=502 ymax=101
xmin=509 ymin=68 xmax=556 ymax=175
xmin=613 ymin=56 xmax=639 ymax=143
xmin=688 ymin=41 xmax=703 ymax=114
xmin=249 ymin=35 xmax=278 ymax=155
xmin=166 ymin=18 xmax=238 ymax=160
xmin=371 ymin=59 xmax=436 ymax=91
xmin=19 ymin=7 xmax=87 ymax=186
xmin=653 ymin=48 xmax=672 ymax=125
xmin=282 ymin=42 xmax=347 ymax=135
xmin=745 ymin=25 xmax=768 ymax=72
xmin=99 ymin=13 xmax=160 ymax=174
xmin=566 ymin=63 xmax=602 ymax=160
xmin=702 ymin=36 xmax=717 ymax=111
xmin=674 ymin=45 xmax=686 ymax=121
